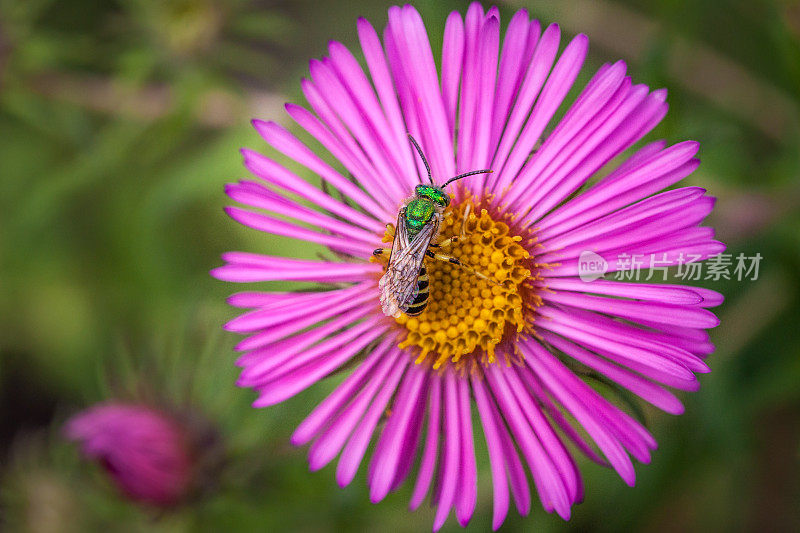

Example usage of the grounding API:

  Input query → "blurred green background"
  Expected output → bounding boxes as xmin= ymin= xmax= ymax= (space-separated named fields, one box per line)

xmin=1 ymin=0 xmax=798 ymax=531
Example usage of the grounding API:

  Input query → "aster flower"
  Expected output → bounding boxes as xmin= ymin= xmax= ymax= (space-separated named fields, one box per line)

xmin=65 ymin=403 xmax=205 ymax=507
xmin=213 ymin=3 xmax=723 ymax=530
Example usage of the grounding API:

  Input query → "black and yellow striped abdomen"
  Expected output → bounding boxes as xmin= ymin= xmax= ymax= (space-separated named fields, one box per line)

xmin=404 ymin=265 xmax=429 ymax=316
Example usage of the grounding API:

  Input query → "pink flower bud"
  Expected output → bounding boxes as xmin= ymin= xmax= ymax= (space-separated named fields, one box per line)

xmin=65 ymin=403 xmax=194 ymax=507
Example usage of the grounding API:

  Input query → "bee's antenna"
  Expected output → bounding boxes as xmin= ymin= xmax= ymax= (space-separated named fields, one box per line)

xmin=408 ymin=134 xmax=434 ymax=185
xmin=441 ymin=169 xmax=493 ymax=188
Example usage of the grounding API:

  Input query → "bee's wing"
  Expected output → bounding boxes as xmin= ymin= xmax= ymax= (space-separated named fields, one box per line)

xmin=379 ymin=212 xmax=439 ymax=318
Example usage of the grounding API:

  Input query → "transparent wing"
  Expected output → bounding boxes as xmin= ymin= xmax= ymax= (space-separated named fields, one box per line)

xmin=379 ymin=211 xmax=439 ymax=317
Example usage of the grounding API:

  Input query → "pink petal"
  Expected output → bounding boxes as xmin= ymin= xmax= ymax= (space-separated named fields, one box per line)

xmin=485 ymin=365 xmax=572 ymax=519
xmin=292 ymin=341 xmax=394 ymax=446
xmin=543 ymin=332 xmax=685 ymax=414
xmin=307 ymin=338 xmax=397 ymax=471
xmin=212 ymin=252 xmax=382 ymax=284
xmin=491 ymin=10 xmax=538 ymax=151
xmin=471 ymin=375 xmax=510 ymax=530
xmin=520 ymin=83 xmax=670 ymax=224
xmin=503 ymin=60 xmax=630 ymax=210
xmin=409 ymin=373 xmax=442 ymax=510
xmin=544 ymin=291 xmax=719 ymax=329
xmin=487 ymin=22 xmax=560 ymax=193
xmin=251 ymin=317 xmax=387 ymax=407
xmin=254 ymin=119 xmax=396 ymax=220
xmin=357 ymin=17 xmax=418 ymax=189
xmin=368 ymin=363 xmax=427 ymax=503
xmin=537 ymin=141 xmax=700 ymax=239
xmin=544 ymin=304 xmax=711 ymax=373
xmin=432 ymin=370 xmax=460 ymax=531
xmin=225 ymin=283 xmax=373 ymax=333
xmin=327 ymin=41 xmax=413 ymax=199
xmin=536 ymin=310 xmax=700 ymax=389
xmin=239 ymin=311 xmax=380 ymax=387
xmin=240 ymin=148 xmax=385 ymax=232
xmin=462 ymin=13 xmax=500 ymax=195
xmin=390 ymin=378 xmax=428 ymax=492
xmin=311 ymin=57 xmax=405 ymax=197
xmin=335 ymin=351 xmax=408 ymax=487
xmin=234 ymin=290 xmax=377 ymax=352
xmin=491 ymin=31 xmax=588 ymax=196
xmin=454 ymin=377 xmax=477 ymax=526
xmin=543 ymin=277 xmax=703 ymax=305
xmin=521 ymin=341 xmax=636 ymax=486
xmin=284 ymin=103 xmax=400 ymax=208
xmin=518 ymin=369 xmax=608 ymax=465
xmin=540 ymin=187 xmax=707 ymax=253
xmin=441 ymin=11 xmax=464 ymax=134
xmin=455 ymin=3 xmax=485 ymax=178
xmin=226 ymin=181 xmax=381 ymax=246
xmin=386 ymin=6 xmax=454 ymax=181
xmin=502 ymin=368 xmax=582 ymax=504
xmin=225 ymin=206 xmax=375 ymax=257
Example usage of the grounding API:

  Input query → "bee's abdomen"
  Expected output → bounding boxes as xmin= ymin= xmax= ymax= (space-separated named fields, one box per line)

xmin=404 ymin=265 xmax=429 ymax=316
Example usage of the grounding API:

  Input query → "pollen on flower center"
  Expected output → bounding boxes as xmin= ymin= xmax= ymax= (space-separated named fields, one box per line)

xmin=377 ymin=199 xmax=538 ymax=370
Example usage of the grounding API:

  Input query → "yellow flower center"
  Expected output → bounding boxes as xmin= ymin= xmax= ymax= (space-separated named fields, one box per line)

xmin=375 ymin=199 xmax=540 ymax=371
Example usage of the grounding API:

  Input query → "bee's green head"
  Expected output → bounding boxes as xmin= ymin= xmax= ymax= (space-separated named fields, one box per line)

xmin=414 ymin=184 xmax=450 ymax=208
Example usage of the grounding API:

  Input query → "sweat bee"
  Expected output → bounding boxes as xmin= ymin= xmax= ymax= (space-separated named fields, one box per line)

xmin=375 ymin=135 xmax=494 ymax=318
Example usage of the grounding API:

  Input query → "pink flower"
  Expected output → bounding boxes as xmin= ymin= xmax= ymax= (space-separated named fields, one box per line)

xmin=213 ymin=3 xmax=723 ymax=530
xmin=65 ymin=404 xmax=193 ymax=507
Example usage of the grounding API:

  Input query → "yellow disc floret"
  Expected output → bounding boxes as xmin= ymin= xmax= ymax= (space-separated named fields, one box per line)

xmin=376 ymin=198 xmax=540 ymax=371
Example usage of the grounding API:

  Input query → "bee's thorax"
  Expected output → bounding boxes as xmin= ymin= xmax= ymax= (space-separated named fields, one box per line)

xmin=404 ymin=197 xmax=438 ymax=240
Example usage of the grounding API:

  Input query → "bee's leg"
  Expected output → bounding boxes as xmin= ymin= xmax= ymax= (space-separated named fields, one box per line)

xmin=461 ymin=204 xmax=471 ymax=237
xmin=375 ymin=220 xmax=395 ymax=258
xmin=430 ymin=236 xmax=459 ymax=249
xmin=426 ymin=250 xmax=499 ymax=285
xmin=432 ymin=205 xmax=471 ymax=250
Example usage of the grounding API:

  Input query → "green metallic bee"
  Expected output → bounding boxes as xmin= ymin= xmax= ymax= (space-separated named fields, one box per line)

xmin=375 ymin=135 xmax=493 ymax=318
